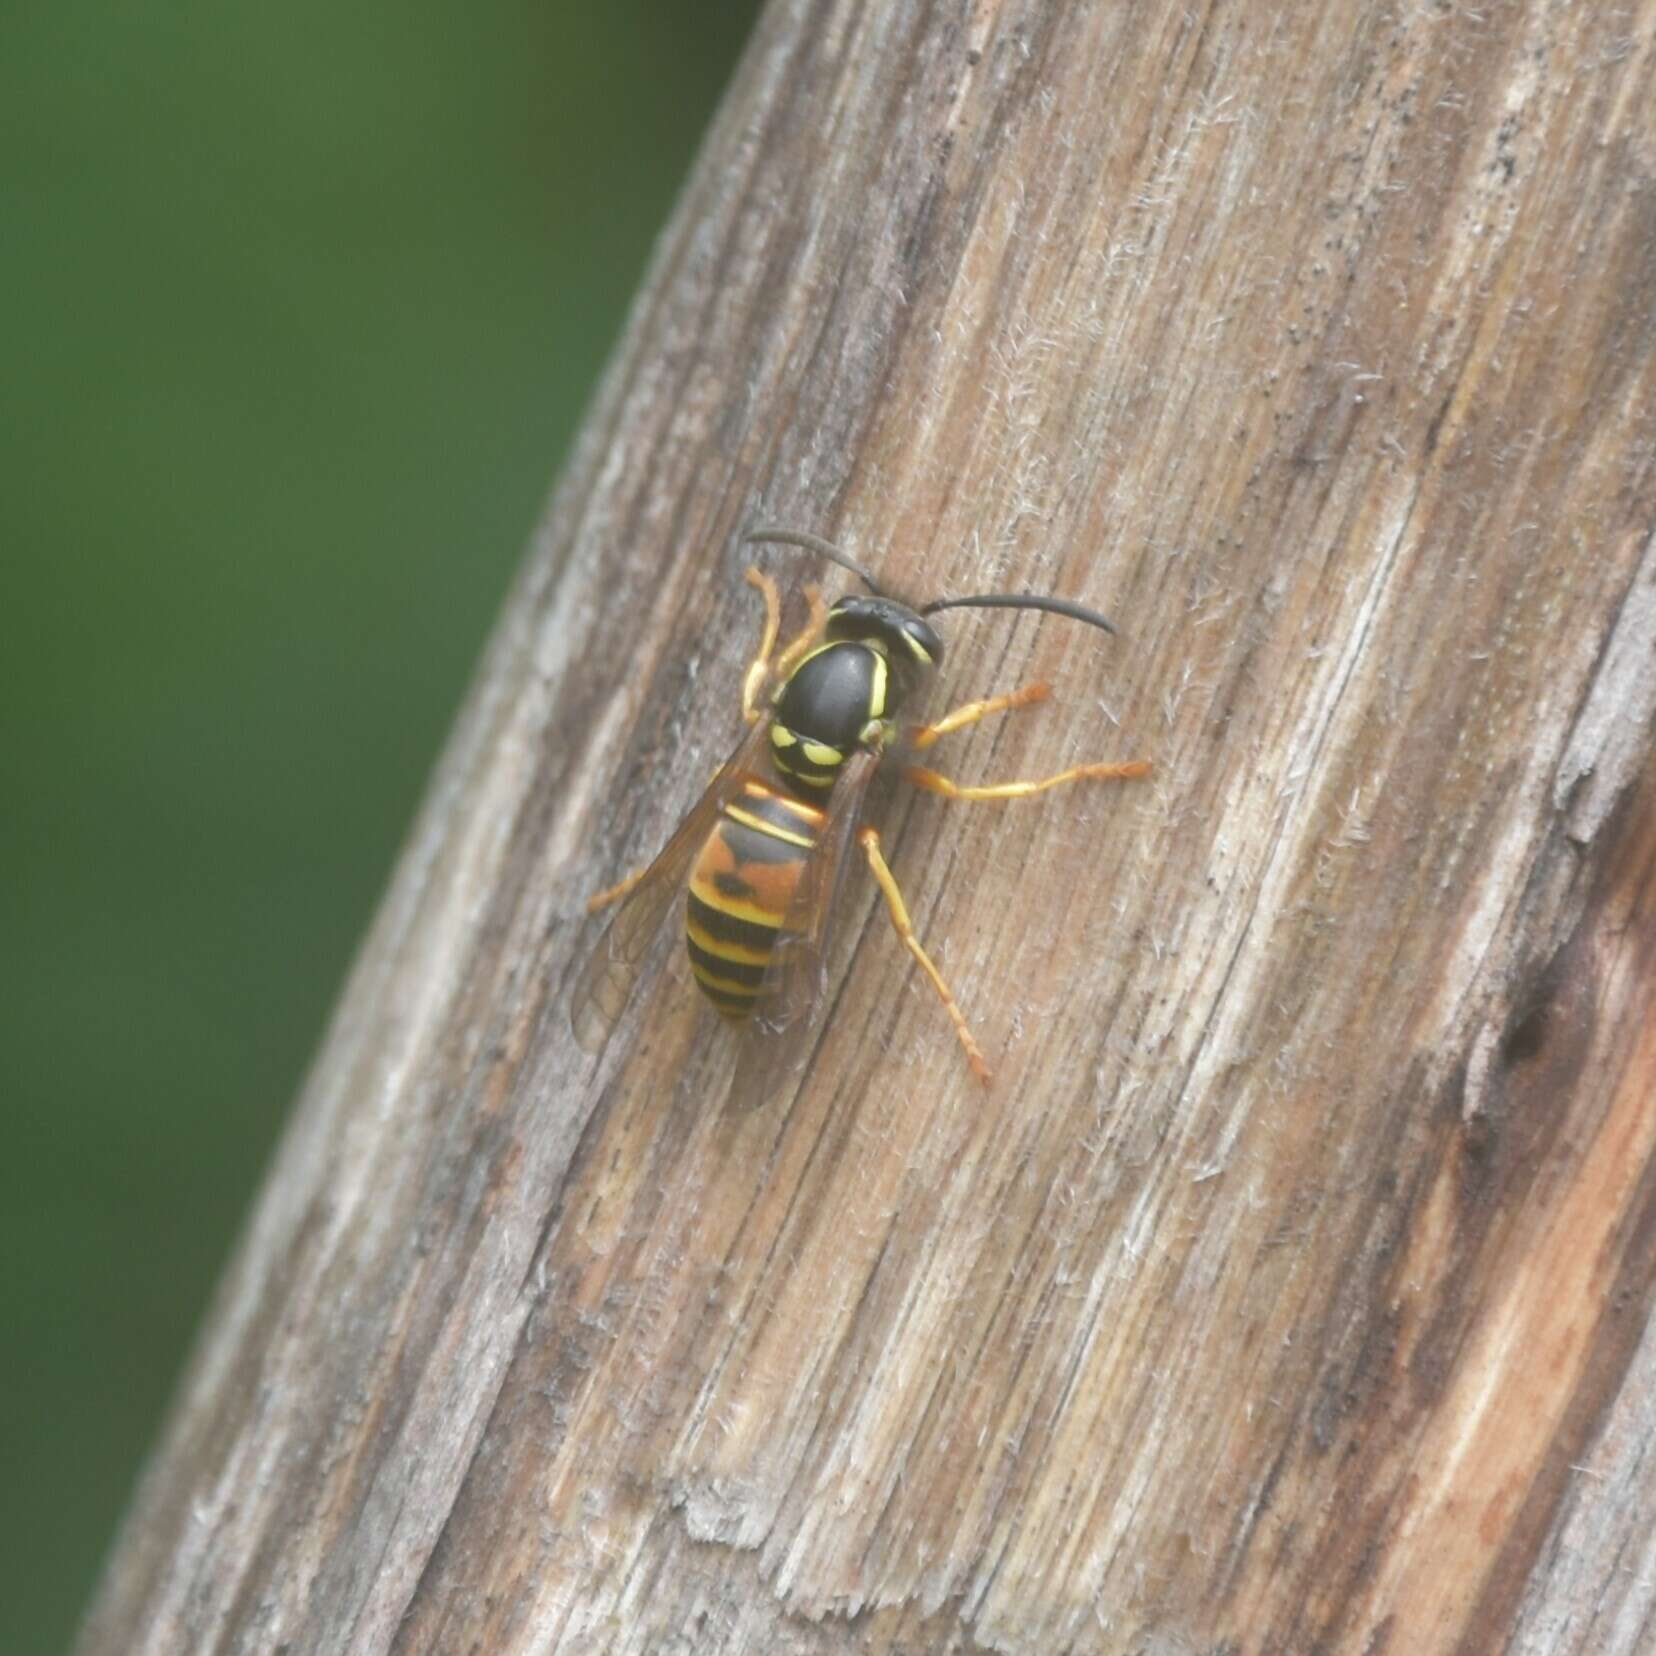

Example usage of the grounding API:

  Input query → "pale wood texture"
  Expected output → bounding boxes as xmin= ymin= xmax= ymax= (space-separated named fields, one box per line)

xmin=83 ymin=1 xmax=1656 ymax=1652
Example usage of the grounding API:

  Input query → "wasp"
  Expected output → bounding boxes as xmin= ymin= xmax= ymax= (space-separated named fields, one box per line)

xmin=572 ymin=527 xmax=1150 ymax=1089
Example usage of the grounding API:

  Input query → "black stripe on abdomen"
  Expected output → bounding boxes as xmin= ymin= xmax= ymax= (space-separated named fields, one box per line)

xmin=729 ymin=785 xmax=823 ymax=841
xmin=686 ymin=891 xmax=780 ymax=954
xmin=699 ymin=981 xmax=759 ymax=1018
xmin=686 ymin=935 xmax=767 ymax=988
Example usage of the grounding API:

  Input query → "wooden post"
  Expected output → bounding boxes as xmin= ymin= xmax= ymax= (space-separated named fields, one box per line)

xmin=82 ymin=2 xmax=1656 ymax=1650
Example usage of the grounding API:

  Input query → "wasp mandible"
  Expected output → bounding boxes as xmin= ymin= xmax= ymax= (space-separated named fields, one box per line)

xmin=572 ymin=527 xmax=1150 ymax=1090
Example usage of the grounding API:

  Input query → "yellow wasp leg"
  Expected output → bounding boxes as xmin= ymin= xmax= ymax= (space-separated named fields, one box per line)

xmin=910 ymin=681 xmax=1051 ymax=750
xmin=586 ymin=867 xmax=647 ymax=914
xmin=902 ymin=757 xmax=1152 ymax=801
xmin=774 ymin=582 xmax=828 ymax=679
xmin=741 ymin=566 xmax=783 ymax=724
xmin=741 ymin=568 xmax=827 ymax=722
xmin=858 ymin=827 xmax=992 ymax=1086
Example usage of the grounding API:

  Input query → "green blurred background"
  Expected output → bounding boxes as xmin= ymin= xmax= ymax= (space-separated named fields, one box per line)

xmin=0 ymin=3 xmax=761 ymax=1647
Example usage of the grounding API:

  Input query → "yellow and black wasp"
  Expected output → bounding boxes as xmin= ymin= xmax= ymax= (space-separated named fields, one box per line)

xmin=571 ymin=527 xmax=1150 ymax=1089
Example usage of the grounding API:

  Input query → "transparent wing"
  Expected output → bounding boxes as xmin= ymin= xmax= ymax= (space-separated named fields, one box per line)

xmin=570 ymin=713 xmax=777 ymax=1053
xmin=729 ymin=746 xmax=881 ymax=1108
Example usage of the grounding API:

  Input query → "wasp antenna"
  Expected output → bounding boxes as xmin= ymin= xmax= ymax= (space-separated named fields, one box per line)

xmin=920 ymin=592 xmax=1119 ymax=636
xmin=741 ymin=525 xmax=885 ymax=596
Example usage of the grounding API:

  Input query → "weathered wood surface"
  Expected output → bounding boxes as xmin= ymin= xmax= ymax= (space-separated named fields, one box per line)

xmin=83 ymin=1 xmax=1656 ymax=1651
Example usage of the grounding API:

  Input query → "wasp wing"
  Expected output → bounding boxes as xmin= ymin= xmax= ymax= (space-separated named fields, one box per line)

xmin=730 ymin=745 xmax=882 ymax=1107
xmin=570 ymin=712 xmax=777 ymax=1053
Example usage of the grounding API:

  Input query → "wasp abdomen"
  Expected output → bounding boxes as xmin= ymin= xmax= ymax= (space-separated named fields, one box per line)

xmin=686 ymin=783 xmax=824 ymax=1020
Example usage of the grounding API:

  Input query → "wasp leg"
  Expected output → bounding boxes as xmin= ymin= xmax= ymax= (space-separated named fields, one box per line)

xmin=586 ymin=868 xmax=648 ymax=914
xmin=910 ymin=681 xmax=1051 ymax=750
xmin=741 ymin=566 xmax=783 ymax=724
xmin=774 ymin=581 xmax=828 ymax=679
xmin=858 ymin=826 xmax=991 ymax=1086
xmin=741 ymin=568 xmax=826 ymax=722
xmin=902 ymin=757 xmax=1151 ymax=800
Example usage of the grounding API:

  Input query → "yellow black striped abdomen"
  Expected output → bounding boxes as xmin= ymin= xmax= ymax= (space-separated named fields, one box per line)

xmin=686 ymin=782 xmax=823 ymax=1019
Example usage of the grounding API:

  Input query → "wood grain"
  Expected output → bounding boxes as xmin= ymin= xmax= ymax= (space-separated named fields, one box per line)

xmin=82 ymin=1 xmax=1656 ymax=1651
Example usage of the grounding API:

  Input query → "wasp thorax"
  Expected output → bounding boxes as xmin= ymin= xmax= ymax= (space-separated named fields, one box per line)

xmin=768 ymin=599 xmax=939 ymax=793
